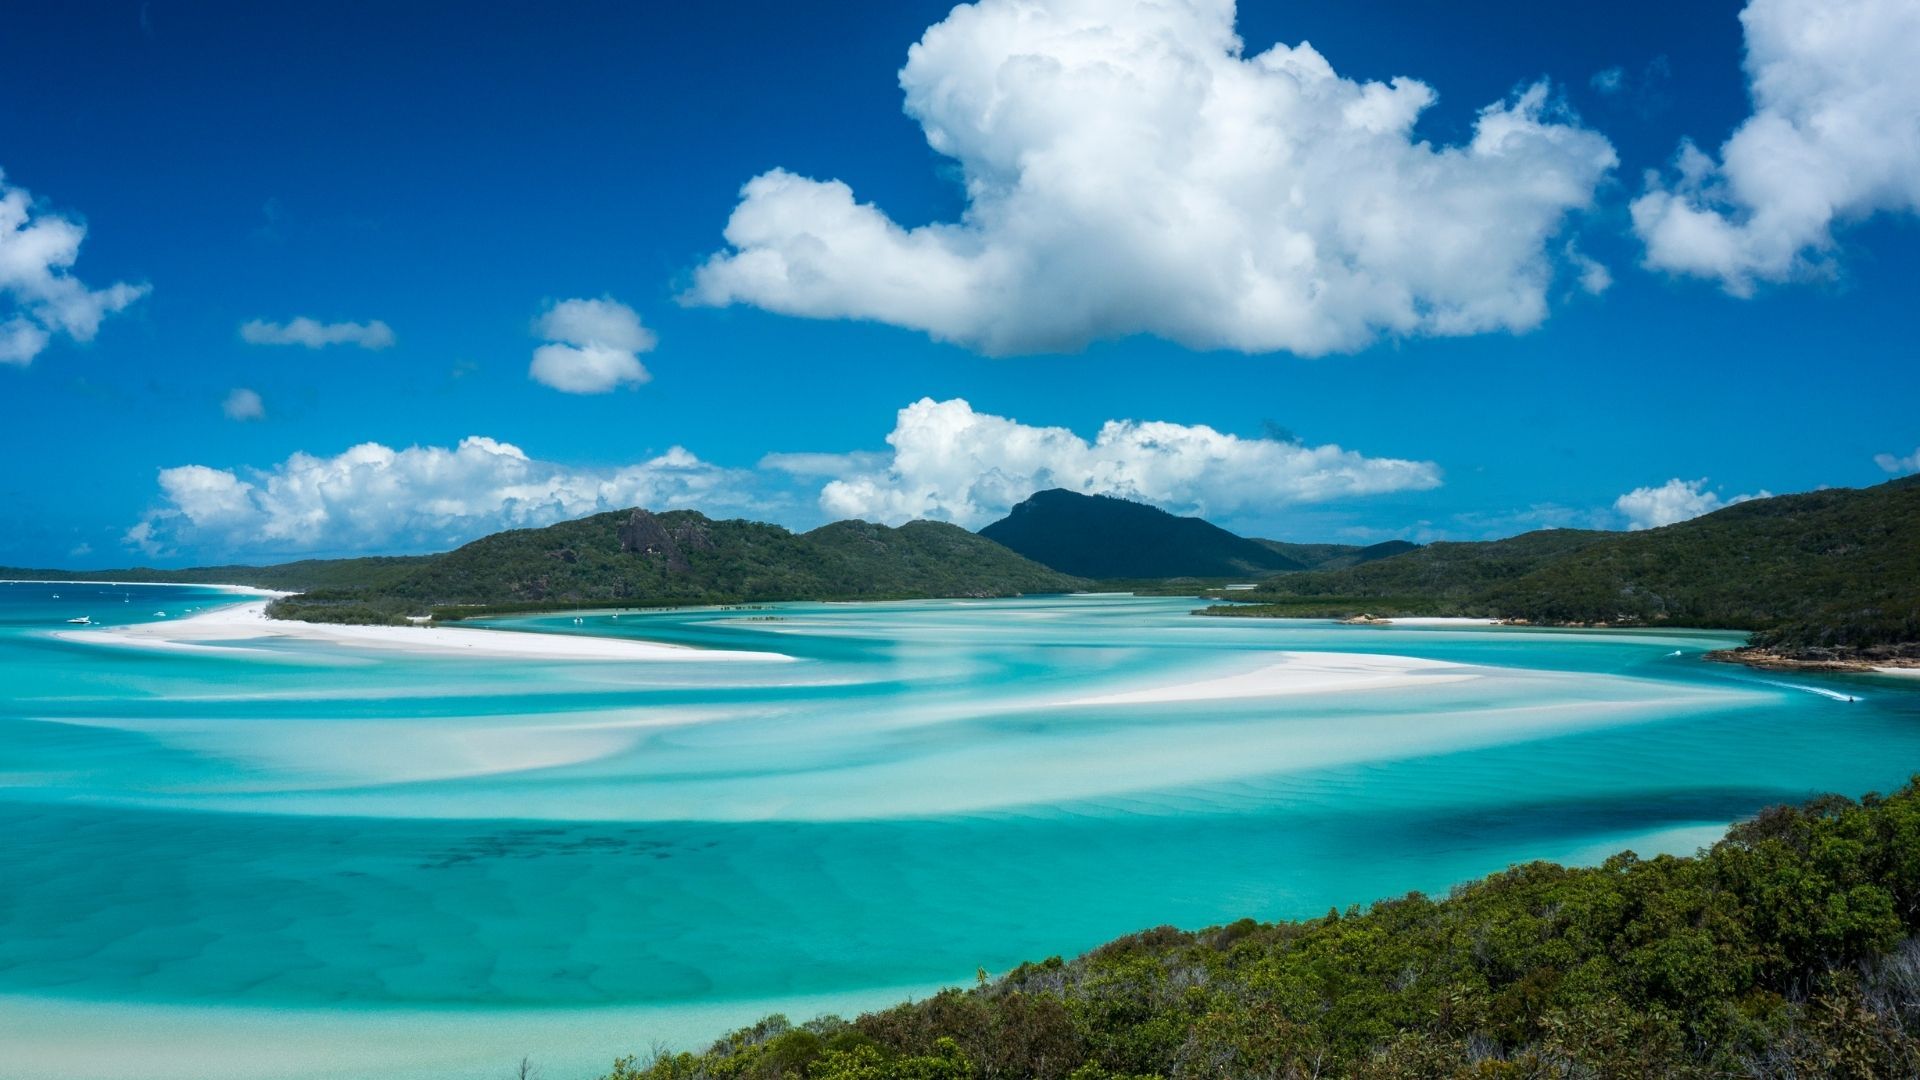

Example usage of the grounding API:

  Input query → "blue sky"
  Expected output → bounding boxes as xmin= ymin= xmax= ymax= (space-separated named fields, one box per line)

xmin=2 ymin=0 xmax=1916 ymax=566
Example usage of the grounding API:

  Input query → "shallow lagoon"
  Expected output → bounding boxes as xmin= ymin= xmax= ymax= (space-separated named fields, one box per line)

xmin=4 ymin=583 xmax=1917 ymax=1078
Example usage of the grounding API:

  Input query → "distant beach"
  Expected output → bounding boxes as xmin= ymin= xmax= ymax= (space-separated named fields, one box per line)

xmin=52 ymin=597 xmax=795 ymax=663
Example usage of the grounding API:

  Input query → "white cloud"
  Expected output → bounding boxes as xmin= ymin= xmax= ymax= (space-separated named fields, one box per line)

xmin=222 ymin=387 xmax=265 ymax=421
xmin=1875 ymin=447 xmax=1920 ymax=476
xmin=1631 ymin=0 xmax=1920 ymax=293
xmin=685 ymin=0 xmax=1616 ymax=356
xmin=529 ymin=297 xmax=655 ymax=393
xmin=1566 ymin=242 xmax=1613 ymax=294
xmin=128 ymin=436 xmax=754 ymax=557
xmin=0 ymin=169 xmax=149 ymax=367
xmin=759 ymin=451 xmax=890 ymax=478
xmin=1591 ymin=67 xmax=1625 ymax=95
xmin=240 ymin=317 xmax=395 ymax=349
xmin=802 ymin=397 xmax=1441 ymax=527
xmin=1613 ymin=477 xmax=1770 ymax=530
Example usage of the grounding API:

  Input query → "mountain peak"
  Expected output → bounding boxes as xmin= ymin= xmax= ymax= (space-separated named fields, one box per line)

xmin=980 ymin=490 xmax=1304 ymax=579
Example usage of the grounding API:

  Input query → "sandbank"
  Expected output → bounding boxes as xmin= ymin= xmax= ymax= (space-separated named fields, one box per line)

xmin=52 ymin=600 xmax=792 ymax=663
xmin=0 ymin=578 xmax=291 ymax=596
xmin=1064 ymin=650 xmax=1476 ymax=706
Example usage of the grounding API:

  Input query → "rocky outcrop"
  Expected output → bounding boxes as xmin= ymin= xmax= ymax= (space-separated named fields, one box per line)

xmin=617 ymin=509 xmax=715 ymax=573
xmin=1708 ymin=643 xmax=1920 ymax=673
xmin=618 ymin=509 xmax=690 ymax=572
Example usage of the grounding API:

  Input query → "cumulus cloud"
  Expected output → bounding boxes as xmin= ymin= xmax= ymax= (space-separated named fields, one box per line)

xmin=1875 ymin=447 xmax=1920 ymax=476
xmin=795 ymin=397 xmax=1441 ymax=527
xmin=128 ymin=436 xmax=753 ymax=557
xmin=0 ymin=169 xmax=149 ymax=366
xmin=240 ymin=317 xmax=395 ymax=349
xmin=222 ymin=387 xmax=265 ymax=421
xmin=1631 ymin=0 xmax=1920 ymax=293
xmin=529 ymin=297 xmax=655 ymax=393
xmin=1614 ymin=477 xmax=1770 ymax=530
xmin=685 ymin=0 xmax=1616 ymax=356
xmin=1566 ymin=243 xmax=1613 ymax=294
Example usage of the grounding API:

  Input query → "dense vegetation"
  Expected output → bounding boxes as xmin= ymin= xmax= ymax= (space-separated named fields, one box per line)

xmin=604 ymin=781 xmax=1920 ymax=1079
xmin=981 ymin=490 xmax=1316 ymax=578
xmin=265 ymin=509 xmax=1083 ymax=620
xmin=1217 ymin=477 xmax=1920 ymax=661
xmin=1251 ymin=538 xmax=1420 ymax=572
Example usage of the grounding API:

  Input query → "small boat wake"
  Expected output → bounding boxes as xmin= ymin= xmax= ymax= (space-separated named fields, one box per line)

xmin=1766 ymin=680 xmax=1860 ymax=703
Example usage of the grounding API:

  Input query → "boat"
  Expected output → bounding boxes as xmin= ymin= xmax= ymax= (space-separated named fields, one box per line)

xmin=65 ymin=616 xmax=91 ymax=625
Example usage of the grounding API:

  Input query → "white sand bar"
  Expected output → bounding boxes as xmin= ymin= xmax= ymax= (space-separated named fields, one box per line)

xmin=52 ymin=600 xmax=793 ymax=663
xmin=1 ymin=579 xmax=290 ymax=594
xmin=1065 ymin=650 xmax=1476 ymax=706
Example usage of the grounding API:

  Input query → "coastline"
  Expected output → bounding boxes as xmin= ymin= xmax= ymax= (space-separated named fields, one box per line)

xmin=1705 ymin=647 xmax=1920 ymax=678
xmin=51 ymin=599 xmax=794 ymax=663
xmin=1 ymin=578 xmax=290 ymax=597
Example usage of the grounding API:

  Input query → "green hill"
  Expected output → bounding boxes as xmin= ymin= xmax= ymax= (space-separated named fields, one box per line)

xmin=979 ymin=489 xmax=1311 ymax=578
xmin=269 ymin=508 xmax=1084 ymax=621
xmin=1218 ymin=476 xmax=1920 ymax=661
xmin=602 ymin=781 xmax=1920 ymax=1080
xmin=1254 ymin=537 xmax=1420 ymax=571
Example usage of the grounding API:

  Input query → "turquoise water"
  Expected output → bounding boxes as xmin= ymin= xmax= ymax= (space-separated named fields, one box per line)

xmin=3 ymin=582 xmax=1918 ymax=1078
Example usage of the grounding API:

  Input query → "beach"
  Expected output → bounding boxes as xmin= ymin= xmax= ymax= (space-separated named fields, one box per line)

xmin=51 ymin=598 xmax=793 ymax=663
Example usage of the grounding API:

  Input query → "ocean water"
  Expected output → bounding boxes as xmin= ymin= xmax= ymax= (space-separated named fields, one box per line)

xmin=3 ymin=582 xmax=1918 ymax=1078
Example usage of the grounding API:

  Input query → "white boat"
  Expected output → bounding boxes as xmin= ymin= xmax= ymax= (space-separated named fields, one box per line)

xmin=65 ymin=616 xmax=91 ymax=625
xmin=153 ymin=611 xmax=168 ymax=617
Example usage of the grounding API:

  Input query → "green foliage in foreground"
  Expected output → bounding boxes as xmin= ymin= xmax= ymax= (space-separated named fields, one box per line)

xmin=605 ymin=782 xmax=1920 ymax=1080
xmin=1225 ymin=476 xmax=1920 ymax=657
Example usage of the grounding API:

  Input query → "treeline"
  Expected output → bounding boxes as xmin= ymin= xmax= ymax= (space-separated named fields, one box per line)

xmin=1219 ymin=476 xmax=1920 ymax=659
xmin=265 ymin=510 xmax=1084 ymax=622
xmin=601 ymin=781 xmax=1920 ymax=1079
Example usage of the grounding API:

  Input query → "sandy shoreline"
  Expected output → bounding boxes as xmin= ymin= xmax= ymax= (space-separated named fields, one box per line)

xmin=1 ymin=578 xmax=291 ymax=597
xmin=51 ymin=600 xmax=793 ymax=663
xmin=1064 ymin=650 xmax=1477 ymax=706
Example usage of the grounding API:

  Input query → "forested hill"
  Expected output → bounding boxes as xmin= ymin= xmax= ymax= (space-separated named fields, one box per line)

xmin=1253 ymin=537 xmax=1420 ymax=571
xmin=981 ymin=489 xmax=1317 ymax=578
xmin=604 ymin=782 xmax=1920 ymax=1079
xmin=1219 ymin=475 xmax=1920 ymax=660
xmin=267 ymin=508 xmax=1084 ymax=621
